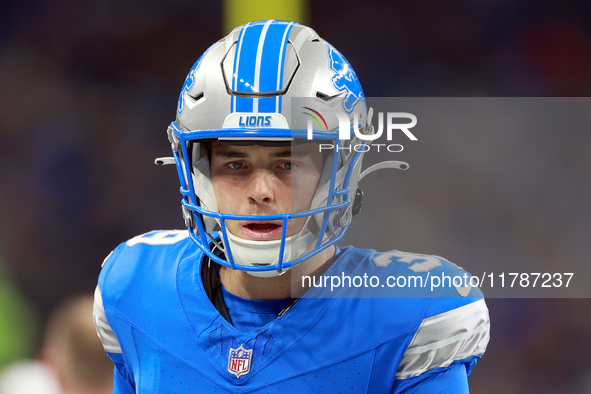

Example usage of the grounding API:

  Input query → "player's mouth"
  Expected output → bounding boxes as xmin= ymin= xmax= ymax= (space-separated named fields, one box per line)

xmin=240 ymin=221 xmax=283 ymax=241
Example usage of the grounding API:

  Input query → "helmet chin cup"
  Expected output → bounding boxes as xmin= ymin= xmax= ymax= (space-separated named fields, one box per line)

xmin=247 ymin=267 xmax=289 ymax=278
xmin=225 ymin=229 xmax=316 ymax=278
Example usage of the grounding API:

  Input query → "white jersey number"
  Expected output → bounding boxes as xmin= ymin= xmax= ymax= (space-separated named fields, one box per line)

xmin=126 ymin=230 xmax=189 ymax=246
xmin=373 ymin=250 xmax=459 ymax=273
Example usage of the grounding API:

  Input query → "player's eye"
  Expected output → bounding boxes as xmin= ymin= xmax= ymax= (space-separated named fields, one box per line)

xmin=279 ymin=162 xmax=295 ymax=170
xmin=227 ymin=161 xmax=245 ymax=170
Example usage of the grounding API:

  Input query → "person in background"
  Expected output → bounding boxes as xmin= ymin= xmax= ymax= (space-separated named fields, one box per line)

xmin=42 ymin=295 xmax=113 ymax=394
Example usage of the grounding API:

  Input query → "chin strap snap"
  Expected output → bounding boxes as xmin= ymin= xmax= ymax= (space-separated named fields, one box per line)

xmin=352 ymin=188 xmax=364 ymax=216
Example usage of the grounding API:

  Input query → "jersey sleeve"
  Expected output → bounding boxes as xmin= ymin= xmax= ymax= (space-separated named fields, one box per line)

xmin=111 ymin=353 xmax=136 ymax=394
xmin=393 ymin=298 xmax=490 ymax=393
xmin=93 ymin=285 xmax=136 ymax=393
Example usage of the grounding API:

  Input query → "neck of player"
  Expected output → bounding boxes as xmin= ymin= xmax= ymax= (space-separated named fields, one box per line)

xmin=218 ymin=245 xmax=336 ymax=300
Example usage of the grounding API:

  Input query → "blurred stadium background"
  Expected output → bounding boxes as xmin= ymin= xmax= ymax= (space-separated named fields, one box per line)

xmin=0 ymin=0 xmax=590 ymax=392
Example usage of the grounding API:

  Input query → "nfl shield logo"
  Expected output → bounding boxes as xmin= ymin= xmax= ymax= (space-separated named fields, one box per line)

xmin=228 ymin=345 xmax=253 ymax=378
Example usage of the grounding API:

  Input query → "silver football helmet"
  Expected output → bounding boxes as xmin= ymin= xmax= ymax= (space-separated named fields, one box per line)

xmin=159 ymin=20 xmax=407 ymax=276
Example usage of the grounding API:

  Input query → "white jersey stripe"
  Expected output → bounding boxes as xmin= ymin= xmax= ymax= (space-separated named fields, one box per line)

xmin=93 ymin=286 xmax=122 ymax=354
xmin=396 ymin=325 xmax=489 ymax=379
xmin=404 ymin=323 xmax=490 ymax=355
xmin=396 ymin=299 xmax=490 ymax=379
xmin=419 ymin=300 xmax=482 ymax=327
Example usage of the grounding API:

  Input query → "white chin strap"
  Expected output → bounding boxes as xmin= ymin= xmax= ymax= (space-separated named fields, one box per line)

xmin=225 ymin=230 xmax=316 ymax=278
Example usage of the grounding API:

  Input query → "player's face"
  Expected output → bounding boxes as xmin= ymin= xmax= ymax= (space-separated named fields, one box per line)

xmin=210 ymin=142 xmax=324 ymax=241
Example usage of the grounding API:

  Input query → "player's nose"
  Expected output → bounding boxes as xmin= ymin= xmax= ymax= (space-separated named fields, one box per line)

xmin=246 ymin=169 xmax=275 ymax=205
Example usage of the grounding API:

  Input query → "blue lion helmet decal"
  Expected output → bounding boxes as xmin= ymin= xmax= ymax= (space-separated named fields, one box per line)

xmin=327 ymin=43 xmax=365 ymax=114
xmin=177 ymin=43 xmax=219 ymax=115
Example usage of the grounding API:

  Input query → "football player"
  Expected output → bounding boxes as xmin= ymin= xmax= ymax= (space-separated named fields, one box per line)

xmin=94 ymin=20 xmax=489 ymax=393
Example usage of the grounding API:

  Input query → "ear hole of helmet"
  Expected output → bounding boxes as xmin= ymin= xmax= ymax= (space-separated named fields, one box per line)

xmin=188 ymin=91 xmax=204 ymax=103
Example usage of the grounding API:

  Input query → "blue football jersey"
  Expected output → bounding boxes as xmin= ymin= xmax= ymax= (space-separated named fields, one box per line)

xmin=94 ymin=230 xmax=489 ymax=393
